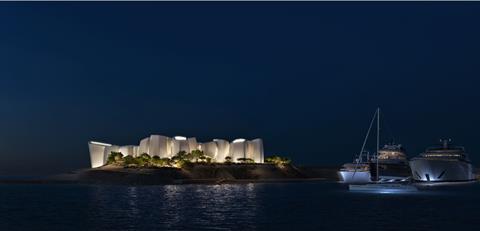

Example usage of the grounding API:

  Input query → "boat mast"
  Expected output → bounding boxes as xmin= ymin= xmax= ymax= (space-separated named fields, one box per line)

xmin=352 ymin=109 xmax=377 ymax=178
xmin=376 ymin=107 xmax=380 ymax=182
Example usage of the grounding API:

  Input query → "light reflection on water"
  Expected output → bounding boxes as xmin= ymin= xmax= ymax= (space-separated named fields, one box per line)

xmin=1 ymin=182 xmax=480 ymax=230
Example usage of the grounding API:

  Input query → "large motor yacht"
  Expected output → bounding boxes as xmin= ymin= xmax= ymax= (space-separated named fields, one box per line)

xmin=410 ymin=139 xmax=475 ymax=182
xmin=376 ymin=143 xmax=411 ymax=182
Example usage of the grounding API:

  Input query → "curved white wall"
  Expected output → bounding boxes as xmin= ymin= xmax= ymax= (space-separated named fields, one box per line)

xmin=88 ymin=142 xmax=107 ymax=168
xmin=119 ymin=145 xmax=136 ymax=157
xmin=202 ymin=141 xmax=218 ymax=159
xmin=149 ymin=135 xmax=170 ymax=157
xmin=104 ymin=145 xmax=119 ymax=160
xmin=187 ymin=137 xmax=198 ymax=151
xmin=139 ymin=137 xmax=150 ymax=155
xmin=172 ymin=136 xmax=190 ymax=155
xmin=247 ymin=139 xmax=264 ymax=163
xmin=214 ymin=139 xmax=230 ymax=162
xmin=88 ymin=135 xmax=264 ymax=168
xmin=230 ymin=139 xmax=246 ymax=162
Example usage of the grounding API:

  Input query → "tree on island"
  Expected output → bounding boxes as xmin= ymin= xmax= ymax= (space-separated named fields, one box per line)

xmin=237 ymin=158 xmax=255 ymax=164
xmin=205 ymin=156 xmax=212 ymax=163
xmin=139 ymin=153 xmax=151 ymax=161
xmin=171 ymin=151 xmax=193 ymax=168
xmin=107 ymin=152 xmax=124 ymax=165
xmin=151 ymin=156 xmax=161 ymax=167
xmin=265 ymin=155 xmax=291 ymax=165
xmin=156 ymin=156 xmax=174 ymax=167
xmin=191 ymin=149 xmax=204 ymax=162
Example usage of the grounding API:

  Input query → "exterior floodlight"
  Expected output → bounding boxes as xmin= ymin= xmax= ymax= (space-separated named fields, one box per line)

xmin=89 ymin=141 xmax=112 ymax=147
xmin=232 ymin=138 xmax=246 ymax=143
xmin=174 ymin=136 xmax=187 ymax=140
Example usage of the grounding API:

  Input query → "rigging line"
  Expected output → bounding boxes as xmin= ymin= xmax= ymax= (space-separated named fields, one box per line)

xmin=352 ymin=109 xmax=377 ymax=178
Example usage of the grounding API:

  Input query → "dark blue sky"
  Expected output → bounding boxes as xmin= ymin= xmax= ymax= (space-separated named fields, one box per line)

xmin=1 ymin=2 xmax=480 ymax=175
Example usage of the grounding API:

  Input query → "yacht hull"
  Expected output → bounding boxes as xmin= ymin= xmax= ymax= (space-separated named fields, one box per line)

xmin=338 ymin=171 xmax=371 ymax=183
xmin=409 ymin=159 xmax=475 ymax=182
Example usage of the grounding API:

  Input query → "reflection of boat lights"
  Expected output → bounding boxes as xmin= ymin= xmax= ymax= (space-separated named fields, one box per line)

xmin=349 ymin=184 xmax=418 ymax=193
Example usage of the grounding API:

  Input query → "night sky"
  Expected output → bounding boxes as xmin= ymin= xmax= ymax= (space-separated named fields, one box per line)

xmin=1 ymin=2 xmax=480 ymax=175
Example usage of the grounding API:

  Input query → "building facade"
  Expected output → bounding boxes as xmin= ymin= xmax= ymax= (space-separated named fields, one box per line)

xmin=88 ymin=135 xmax=264 ymax=168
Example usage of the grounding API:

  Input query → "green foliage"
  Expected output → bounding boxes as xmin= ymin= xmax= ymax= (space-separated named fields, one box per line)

xmin=225 ymin=156 xmax=232 ymax=163
xmin=265 ymin=155 xmax=291 ymax=165
xmin=135 ymin=156 xmax=146 ymax=167
xmin=139 ymin=153 xmax=151 ymax=161
xmin=107 ymin=152 xmax=124 ymax=165
xmin=237 ymin=158 xmax=255 ymax=164
xmin=124 ymin=155 xmax=136 ymax=166
xmin=206 ymin=156 xmax=212 ymax=163
xmin=161 ymin=158 xmax=174 ymax=167
xmin=151 ymin=156 xmax=174 ymax=167
xmin=191 ymin=149 xmax=204 ymax=162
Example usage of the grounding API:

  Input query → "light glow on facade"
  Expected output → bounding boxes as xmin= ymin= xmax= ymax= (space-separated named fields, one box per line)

xmin=232 ymin=138 xmax=246 ymax=143
xmin=89 ymin=141 xmax=112 ymax=147
xmin=88 ymin=134 xmax=264 ymax=168
xmin=174 ymin=136 xmax=187 ymax=140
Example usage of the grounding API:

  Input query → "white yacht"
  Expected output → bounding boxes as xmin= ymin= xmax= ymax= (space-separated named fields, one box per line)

xmin=339 ymin=108 xmax=378 ymax=184
xmin=410 ymin=139 xmax=475 ymax=182
xmin=338 ymin=162 xmax=372 ymax=183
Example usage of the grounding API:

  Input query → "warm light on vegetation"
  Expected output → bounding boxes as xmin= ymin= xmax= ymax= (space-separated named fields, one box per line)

xmin=225 ymin=156 xmax=232 ymax=164
xmin=265 ymin=155 xmax=291 ymax=165
xmin=105 ymin=150 xmax=275 ymax=169
xmin=237 ymin=158 xmax=255 ymax=163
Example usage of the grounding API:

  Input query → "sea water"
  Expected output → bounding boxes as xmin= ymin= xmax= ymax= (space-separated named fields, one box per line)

xmin=1 ymin=182 xmax=479 ymax=230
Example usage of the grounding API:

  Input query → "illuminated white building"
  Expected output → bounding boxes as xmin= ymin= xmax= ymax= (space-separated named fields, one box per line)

xmin=88 ymin=135 xmax=264 ymax=168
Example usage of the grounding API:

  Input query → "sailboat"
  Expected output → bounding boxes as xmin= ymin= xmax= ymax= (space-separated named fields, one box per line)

xmin=347 ymin=108 xmax=418 ymax=192
xmin=338 ymin=108 xmax=379 ymax=183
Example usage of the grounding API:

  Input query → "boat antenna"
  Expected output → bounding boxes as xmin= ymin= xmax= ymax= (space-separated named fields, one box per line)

xmin=352 ymin=109 xmax=377 ymax=178
xmin=376 ymin=107 xmax=380 ymax=182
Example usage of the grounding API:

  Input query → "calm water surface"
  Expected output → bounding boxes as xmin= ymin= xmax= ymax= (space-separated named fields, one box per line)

xmin=1 ymin=182 xmax=479 ymax=230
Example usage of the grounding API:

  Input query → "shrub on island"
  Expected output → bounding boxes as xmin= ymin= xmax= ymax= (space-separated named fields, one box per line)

xmin=107 ymin=152 xmax=124 ymax=165
xmin=108 ymin=149 xmax=253 ymax=169
xmin=237 ymin=158 xmax=255 ymax=164
xmin=265 ymin=155 xmax=291 ymax=165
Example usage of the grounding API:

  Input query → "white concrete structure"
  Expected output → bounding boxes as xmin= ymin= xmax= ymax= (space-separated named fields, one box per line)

xmin=214 ymin=139 xmax=230 ymax=162
xmin=88 ymin=135 xmax=264 ymax=168
xmin=247 ymin=139 xmax=264 ymax=163
xmin=119 ymin=145 xmax=137 ymax=157
xmin=201 ymin=141 xmax=217 ymax=159
xmin=230 ymin=138 xmax=247 ymax=162
xmin=148 ymin=135 xmax=170 ymax=157
xmin=88 ymin=141 xmax=119 ymax=168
